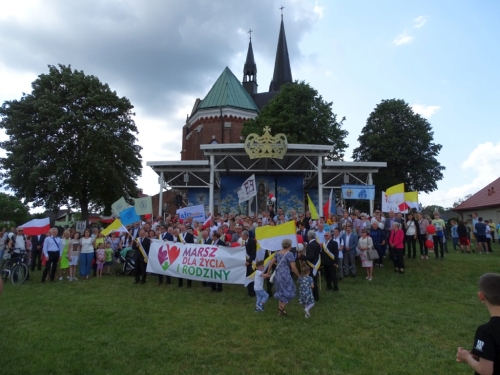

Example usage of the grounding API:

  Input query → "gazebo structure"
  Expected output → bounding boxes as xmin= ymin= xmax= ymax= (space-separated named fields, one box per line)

xmin=147 ymin=143 xmax=386 ymax=216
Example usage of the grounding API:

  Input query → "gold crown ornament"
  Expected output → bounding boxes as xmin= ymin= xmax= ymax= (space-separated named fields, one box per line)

xmin=244 ymin=126 xmax=288 ymax=159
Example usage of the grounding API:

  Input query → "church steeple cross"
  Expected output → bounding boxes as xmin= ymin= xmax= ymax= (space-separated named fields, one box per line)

xmin=248 ymin=29 xmax=253 ymax=41
xmin=280 ymin=5 xmax=285 ymax=18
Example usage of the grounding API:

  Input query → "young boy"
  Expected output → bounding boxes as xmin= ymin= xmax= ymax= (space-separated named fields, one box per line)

xmin=104 ymin=241 xmax=114 ymax=275
xmin=457 ymin=273 xmax=500 ymax=374
xmin=254 ymin=261 xmax=270 ymax=312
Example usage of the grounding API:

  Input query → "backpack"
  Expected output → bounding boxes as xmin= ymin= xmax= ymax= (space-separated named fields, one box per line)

xmin=9 ymin=234 xmax=26 ymax=249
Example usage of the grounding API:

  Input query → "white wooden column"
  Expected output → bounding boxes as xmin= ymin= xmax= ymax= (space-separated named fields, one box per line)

xmin=317 ymin=156 xmax=323 ymax=217
xmin=158 ymin=171 xmax=164 ymax=217
xmin=368 ymin=172 xmax=374 ymax=215
xmin=209 ymin=154 xmax=215 ymax=215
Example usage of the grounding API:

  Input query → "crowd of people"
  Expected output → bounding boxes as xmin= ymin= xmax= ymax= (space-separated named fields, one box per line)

xmin=1 ymin=207 xmax=498 ymax=317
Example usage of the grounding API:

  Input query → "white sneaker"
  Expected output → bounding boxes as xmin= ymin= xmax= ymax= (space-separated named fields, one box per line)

xmin=59 ymin=276 xmax=63 ymax=281
xmin=304 ymin=309 xmax=310 ymax=318
xmin=66 ymin=276 xmax=70 ymax=280
xmin=69 ymin=277 xmax=73 ymax=282
xmin=73 ymin=277 xmax=78 ymax=281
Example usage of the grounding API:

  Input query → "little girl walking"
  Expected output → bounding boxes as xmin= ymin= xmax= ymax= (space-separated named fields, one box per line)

xmin=95 ymin=243 xmax=106 ymax=278
xmin=298 ymin=263 xmax=315 ymax=318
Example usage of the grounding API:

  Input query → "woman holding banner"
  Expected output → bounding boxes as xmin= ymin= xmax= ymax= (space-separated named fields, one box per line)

xmin=265 ymin=239 xmax=300 ymax=316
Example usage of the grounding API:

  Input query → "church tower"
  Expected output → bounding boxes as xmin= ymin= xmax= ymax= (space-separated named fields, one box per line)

xmin=242 ymin=31 xmax=258 ymax=96
xmin=269 ymin=14 xmax=293 ymax=92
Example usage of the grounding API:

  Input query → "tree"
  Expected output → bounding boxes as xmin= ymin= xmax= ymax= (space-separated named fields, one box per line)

xmin=241 ymin=81 xmax=348 ymax=160
xmin=0 ymin=192 xmax=30 ymax=225
xmin=452 ymin=194 xmax=473 ymax=208
xmin=352 ymin=99 xmax=444 ymax=193
xmin=0 ymin=64 xmax=142 ymax=222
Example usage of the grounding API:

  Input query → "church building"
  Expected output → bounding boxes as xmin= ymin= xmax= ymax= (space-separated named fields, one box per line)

xmin=181 ymin=16 xmax=293 ymax=161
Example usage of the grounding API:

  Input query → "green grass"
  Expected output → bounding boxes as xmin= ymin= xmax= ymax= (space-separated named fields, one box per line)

xmin=1 ymin=243 xmax=499 ymax=375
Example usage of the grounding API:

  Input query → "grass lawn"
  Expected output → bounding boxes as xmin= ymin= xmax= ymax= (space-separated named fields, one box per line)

xmin=1 ymin=243 xmax=499 ymax=375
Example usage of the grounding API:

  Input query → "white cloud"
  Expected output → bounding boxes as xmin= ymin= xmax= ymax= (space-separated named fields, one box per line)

xmin=420 ymin=141 xmax=500 ymax=208
xmin=411 ymin=104 xmax=441 ymax=118
xmin=313 ymin=0 xmax=324 ymax=19
xmin=414 ymin=16 xmax=428 ymax=28
xmin=393 ymin=31 xmax=413 ymax=46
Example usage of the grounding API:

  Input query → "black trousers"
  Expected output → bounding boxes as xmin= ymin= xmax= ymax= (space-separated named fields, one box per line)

xmin=158 ymin=275 xmax=171 ymax=284
xmin=246 ymin=265 xmax=255 ymax=296
xmin=178 ymin=278 xmax=192 ymax=287
xmin=310 ymin=270 xmax=319 ymax=301
xmin=396 ymin=249 xmax=405 ymax=269
xmin=42 ymin=251 xmax=59 ymax=282
xmin=211 ymin=282 xmax=222 ymax=292
xmin=134 ymin=253 xmax=147 ymax=282
xmin=31 ymin=249 xmax=42 ymax=271
xmin=433 ymin=236 xmax=444 ymax=258
xmin=418 ymin=234 xmax=428 ymax=256
xmin=405 ymin=235 xmax=417 ymax=258
xmin=323 ymin=264 xmax=338 ymax=290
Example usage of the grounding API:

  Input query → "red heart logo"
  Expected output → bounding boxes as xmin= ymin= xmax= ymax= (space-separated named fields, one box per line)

xmin=158 ymin=245 xmax=169 ymax=265
xmin=167 ymin=245 xmax=180 ymax=265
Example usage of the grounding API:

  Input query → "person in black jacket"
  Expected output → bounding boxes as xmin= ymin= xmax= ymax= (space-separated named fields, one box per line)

xmin=177 ymin=225 xmax=194 ymax=288
xmin=322 ymin=231 xmax=339 ymax=291
xmin=242 ymin=230 xmax=256 ymax=297
xmin=300 ymin=230 xmax=320 ymax=301
xmin=132 ymin=229 xmax=150 ymax=284
xmin=30 ymin=233 xmax=46 ymax=271
xmin=211 ymin=232 xmax=225 ymax=292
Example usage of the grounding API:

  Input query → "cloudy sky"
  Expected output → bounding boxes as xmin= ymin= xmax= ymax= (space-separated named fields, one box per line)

xmin=1 ymin=0 xmax=499 ymax=210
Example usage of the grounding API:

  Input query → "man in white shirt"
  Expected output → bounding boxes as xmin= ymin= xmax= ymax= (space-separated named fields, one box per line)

xmin=8 ymin=227 xmax=27 ymax=254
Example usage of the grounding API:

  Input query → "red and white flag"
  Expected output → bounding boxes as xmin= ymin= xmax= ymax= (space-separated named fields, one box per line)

xmin=201 ymin=215 xmax=212 ymax=230
xmin=323 ymin=189 xmax=333 ymax=218
xmin=20 ymin=218 xmax=50 ymax=236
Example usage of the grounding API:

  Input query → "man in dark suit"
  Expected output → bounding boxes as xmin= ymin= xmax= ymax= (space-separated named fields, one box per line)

xmin=158 ymin=225 xmax=174 ymax=286
xmin=297 ymin=222 xmax=309 ymax=245
xmin=300 ymin=230 xmax=321 ymax=301
xmin=211 ymin=232 xmax=225 ymax=292
xmin=322 ymin=231 xmax=339 ymax=291
xmin=30 ymin=233 xmax=46 ymax=271
xmin=342 ymin=224 xmax=358 ymax=277
xmin=132 ymin=229 xmax=150 ymax=284
xmin=241 ymin=230 xmax=256 ymax=297
xmin=178 ymin=224 xmax=194 ymax=288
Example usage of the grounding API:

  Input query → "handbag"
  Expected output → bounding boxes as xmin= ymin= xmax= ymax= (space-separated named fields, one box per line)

xmin=367 ymin=249 xmax=379 ymax=260
xmin=269 ymin=251 xmax=287 ymax=283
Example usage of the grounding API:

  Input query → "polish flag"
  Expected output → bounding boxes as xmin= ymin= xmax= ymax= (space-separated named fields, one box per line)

xmin=20 ymin=218 xmax=50 ymax=236
xmin=201 ymin=215 xmax=212 ymax=230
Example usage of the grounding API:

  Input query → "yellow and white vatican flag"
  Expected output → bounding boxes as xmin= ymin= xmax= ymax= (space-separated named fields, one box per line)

xmin=244 ymin=252 xmax=276 ymax=287
xmin=404 ymin=191 xmax=419 ymax=211
xmin=382 ymin=183 xmax=405 ymax=213
xmin=255 ymin=221 xmax=298 ymax=251
xmin=101 ymin=219 xmax=127 ymax=236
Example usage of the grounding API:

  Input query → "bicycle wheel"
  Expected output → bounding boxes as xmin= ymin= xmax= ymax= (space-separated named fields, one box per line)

xmin=11 ymin=263 xmax=28 ymax=285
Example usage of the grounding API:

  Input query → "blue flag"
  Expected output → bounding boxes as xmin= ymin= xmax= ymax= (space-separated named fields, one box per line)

xmin=120 ymin=207 xmax=140 ymax=226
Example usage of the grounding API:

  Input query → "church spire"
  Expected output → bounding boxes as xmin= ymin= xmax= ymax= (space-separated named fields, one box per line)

xmin=269 ymin=14 xmax=292 ymax=92
xmin=242 ymin=29 xmax=258 ymax=96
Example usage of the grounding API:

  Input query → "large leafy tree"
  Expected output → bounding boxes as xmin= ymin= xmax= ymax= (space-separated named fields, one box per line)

xmin=0 ymin=192 xmax=30 ymax=225
xmin=0 ymin=64 xmax=142 ymax=221
xmin=352 ymin=99 xmax=444 ymax=193
xmin=241 ymin=81 xmax=348 ymax=160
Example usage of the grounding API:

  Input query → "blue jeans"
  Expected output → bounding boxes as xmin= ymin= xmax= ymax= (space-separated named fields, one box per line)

xmin=79 ymin=252 xmax=94 ymax=277
xmin=255 ymin=289 xmax=269 ymax=307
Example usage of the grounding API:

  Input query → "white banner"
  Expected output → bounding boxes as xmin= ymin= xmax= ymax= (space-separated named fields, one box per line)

xmin=176 ymin=204 xmax=205 ymax=223
xmin=238 ymin=174 xmax=257 ymax=203
xmin=146 ymin=240 xmax=246 ymax=284
xmin=381 ymin=191 xmax=404 ymax=213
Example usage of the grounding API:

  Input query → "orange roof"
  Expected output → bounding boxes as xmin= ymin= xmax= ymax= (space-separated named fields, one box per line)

xmin=454 ymin=177 xmax=500 ymax=211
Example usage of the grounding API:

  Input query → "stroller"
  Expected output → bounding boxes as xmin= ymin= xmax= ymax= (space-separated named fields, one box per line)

xmin=115 ymin=248 xmax=136 ymax=276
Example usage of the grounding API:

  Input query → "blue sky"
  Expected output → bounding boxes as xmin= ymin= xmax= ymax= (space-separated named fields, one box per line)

xmin=0 ymin=0 xmax=499 ymax=211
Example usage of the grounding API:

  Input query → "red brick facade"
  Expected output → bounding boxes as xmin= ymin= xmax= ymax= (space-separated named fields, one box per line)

xmin=181 ymin=115 xmax=249 ymax=161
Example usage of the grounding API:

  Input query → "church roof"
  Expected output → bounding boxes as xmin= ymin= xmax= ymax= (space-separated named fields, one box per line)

xmin=269 ymin=17 xmax=293 ymax=92
xmin=244 ymin=40 xmax=257 ymax=74
xmin=454 ymin=177 xmax=500 ymax=211
xmin=198 ymin=67 xmax=259 ymax=112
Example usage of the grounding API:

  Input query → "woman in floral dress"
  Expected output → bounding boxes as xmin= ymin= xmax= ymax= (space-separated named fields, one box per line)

xmin=265 ymin=239 xmax=301 ymax=316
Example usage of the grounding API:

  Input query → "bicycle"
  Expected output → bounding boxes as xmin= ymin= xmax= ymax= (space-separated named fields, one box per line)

xmin=0 ymin=249 xmax=29 ymax=285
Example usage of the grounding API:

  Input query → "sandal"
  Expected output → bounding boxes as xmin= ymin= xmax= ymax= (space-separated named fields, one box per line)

xmin=278 ymin=307 xmax=288 ymax=316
